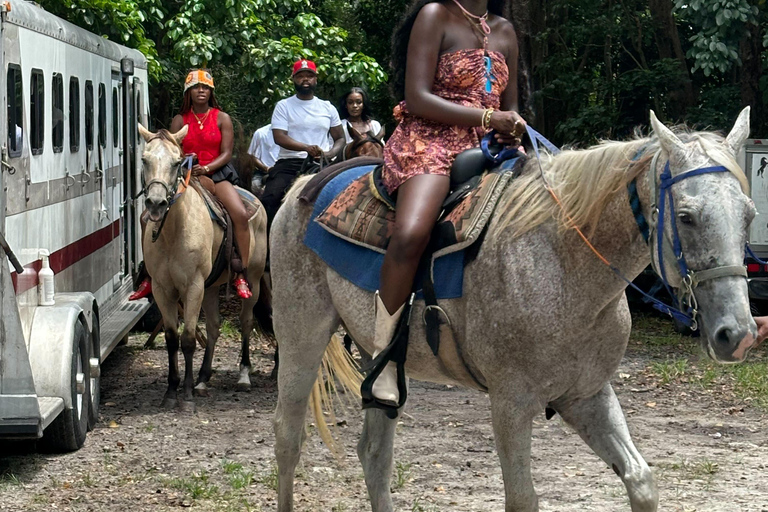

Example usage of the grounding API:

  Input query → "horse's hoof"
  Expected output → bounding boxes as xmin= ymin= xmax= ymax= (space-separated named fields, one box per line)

xmin=179 ymin=400 xmax=196 ymax=413
xmin=236 ymin=381 xmax=251 ymax=392
xmin=161 ymin=397 xmax=177 ymax=409
xmin=193 ymin=387 xmax=210 ymax=397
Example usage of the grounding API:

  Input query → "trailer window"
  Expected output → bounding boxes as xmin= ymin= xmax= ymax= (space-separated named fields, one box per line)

xmin=69 ymin=77 xmax=80 ymax=152
xmin=112 ymin=86 xmax=119 ymax=148
xmin=85 ymin=80 xmax=93 ymax=150
xmin=7 ymin=64 xmax=23 ymax=157
xmin=30 ymin=69 xmax=44 ymax=155
xmin=52 ymin=73 xmax=63 ymax=153
xmin=98 ymin=84 xmax=106 ymax=148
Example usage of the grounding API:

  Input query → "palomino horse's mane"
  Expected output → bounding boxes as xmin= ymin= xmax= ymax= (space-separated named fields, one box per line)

xmin=147 ymin=128 xmax=182 ymax=149
xmin=493 ymin=128 xmax=748 ymax=241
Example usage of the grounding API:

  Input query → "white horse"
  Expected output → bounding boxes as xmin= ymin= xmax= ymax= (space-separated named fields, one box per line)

xmin=270 ymin=109 xmax=757 ymax=511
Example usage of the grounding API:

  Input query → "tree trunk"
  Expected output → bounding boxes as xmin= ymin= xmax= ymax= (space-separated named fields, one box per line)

xmin=740 ymin=22 xmax=764 ymax=135
xmin=648 ymin=0 xmax=695 ymax=118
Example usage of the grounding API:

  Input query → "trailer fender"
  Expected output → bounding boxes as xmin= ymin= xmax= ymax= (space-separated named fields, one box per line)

xmin=27 ymin=299 xmax=91 ymax=408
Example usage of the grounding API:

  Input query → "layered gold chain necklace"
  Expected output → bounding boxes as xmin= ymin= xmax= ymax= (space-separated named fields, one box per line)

xmin=192 ymin=108 xmax=211 ymax=130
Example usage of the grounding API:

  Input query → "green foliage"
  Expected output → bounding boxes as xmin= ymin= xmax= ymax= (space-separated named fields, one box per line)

xmin=674 ymin=0 xmax=757 ymax=76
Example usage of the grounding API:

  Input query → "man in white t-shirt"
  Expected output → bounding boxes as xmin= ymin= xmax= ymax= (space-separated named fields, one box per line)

xmin=248 ymin=123 xmax=280 ymax=191
xmin=261 ymin=59 xmax=344 ymax=228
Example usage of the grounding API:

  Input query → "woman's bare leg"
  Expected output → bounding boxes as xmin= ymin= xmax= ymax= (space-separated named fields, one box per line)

xmin=214 ymin=180 xmax=251 ymax=280
xmin=379 ymin=174 xmax=450 ymax=313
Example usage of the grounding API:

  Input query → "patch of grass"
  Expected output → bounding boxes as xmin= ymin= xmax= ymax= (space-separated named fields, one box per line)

xmin=630 ymin=314 xmax=689 ymax=349
xmin=168 ymin=471 xmax=220 ymax=500
xmin=412 ymin=498 xmax=439 ymax=512
xmin=655 ymin=457 xmax=719 ymax=480
xmin=257 ymin=465 xmax=279 ymax=491
xmin=220 ymin=319 xmax=239 ymax=338
xmin=0 ymin=472 xmax=21 ymax=490
xmin=222 ymin=460 xmax=244 ymax=474
xmin=332 ymin=502 xmax=348 ymax=512
xmin=143 ymin=422 xmax=157 ymax=432
xmin=725 ymin=361 xmax=768 ymax=409
xmin=79 ymin=472 xmax=95 ymax=487
xmin=393 ymin=461 xmax=413 ymax=490
xmin=651 ymin=358 xmax=689 ymax=385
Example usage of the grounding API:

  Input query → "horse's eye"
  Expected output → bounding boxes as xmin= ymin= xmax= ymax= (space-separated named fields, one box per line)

xmin=678 ymin=212 xmax=695 ymax=226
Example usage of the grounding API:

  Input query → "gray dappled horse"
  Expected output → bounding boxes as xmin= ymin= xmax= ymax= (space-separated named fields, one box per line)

xmin=270 ymin=109 xmax=757 ymax=511
xmin=139 ymin=125 xmax=268 ymax=411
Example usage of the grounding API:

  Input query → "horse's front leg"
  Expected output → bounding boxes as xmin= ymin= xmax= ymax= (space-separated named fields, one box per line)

xmin=555 ymin=382 xmax=658 ymax=512
xmin=358 ymin=401 xmax=404 ymax=512
xmin=195 ymin=287 xmax=220 ymax=396
xmin=489 ymin=387 xmax=540 ymax=512
xmin=154 ymin=285 xmax=180 ymax=409
xmin=180 ymin=284 xmax=205 ymax=411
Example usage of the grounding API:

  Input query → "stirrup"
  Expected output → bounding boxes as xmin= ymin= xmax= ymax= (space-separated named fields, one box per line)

xmin=234 ymin=277 xmax=252 ymax=299
xmin=129 ymin=278 xmax=152 ymax=300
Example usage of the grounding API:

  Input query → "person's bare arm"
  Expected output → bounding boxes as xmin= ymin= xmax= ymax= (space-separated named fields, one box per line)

xmin=170 ymin=114 xmax=185 ymax=133
xmin=326 ymin=125 xmax=345 ymax=160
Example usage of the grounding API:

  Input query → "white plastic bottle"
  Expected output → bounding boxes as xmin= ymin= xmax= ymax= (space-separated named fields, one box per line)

xmin=38 ymin=249 xmax=55 ymax=306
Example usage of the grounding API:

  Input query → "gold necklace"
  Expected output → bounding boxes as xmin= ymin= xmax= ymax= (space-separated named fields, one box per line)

xmin=192 ymin=109 xmax=211 ymax=130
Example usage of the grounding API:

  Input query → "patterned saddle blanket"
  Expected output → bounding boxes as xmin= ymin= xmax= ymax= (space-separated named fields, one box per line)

xmin=303 ymin=160 xmax=518 ymax=299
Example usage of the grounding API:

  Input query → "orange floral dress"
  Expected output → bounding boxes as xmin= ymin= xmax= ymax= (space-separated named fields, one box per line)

xmin=382 ymin=48 xmax=509 ymax=193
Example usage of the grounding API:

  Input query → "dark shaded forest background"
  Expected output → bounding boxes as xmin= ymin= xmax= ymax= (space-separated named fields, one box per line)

xmin=41 ymin=0 xmax=767 ymax=146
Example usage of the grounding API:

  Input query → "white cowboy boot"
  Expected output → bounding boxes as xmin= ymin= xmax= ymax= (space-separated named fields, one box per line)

xmin=371 ymin=292 xmax=405 ymax=404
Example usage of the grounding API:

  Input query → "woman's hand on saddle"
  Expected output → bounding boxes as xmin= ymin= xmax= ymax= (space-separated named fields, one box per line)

xmin=490 ymin=110 xmax=527 ymax=147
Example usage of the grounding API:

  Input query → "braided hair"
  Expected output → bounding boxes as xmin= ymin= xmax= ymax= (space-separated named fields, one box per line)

xmin=390 ymin=0 xmax=508 ymax=102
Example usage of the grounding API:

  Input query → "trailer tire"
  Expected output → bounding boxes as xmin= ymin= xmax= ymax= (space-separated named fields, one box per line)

xmin=88 ymin=313 xmax=101 ymax=430
xmin=41 ymin=320 xmax=90 ymax=452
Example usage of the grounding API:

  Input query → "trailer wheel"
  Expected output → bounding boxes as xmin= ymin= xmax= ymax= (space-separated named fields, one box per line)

xmin=41 ymin=320 xmax=91 ymax=452
xmin=88 ymin=313 xmax=101 ymax=430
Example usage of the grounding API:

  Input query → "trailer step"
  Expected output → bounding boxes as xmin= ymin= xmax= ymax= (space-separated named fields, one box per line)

xmin=38 ymin=396 xmax=65 ymax=431
xmin=100 ymin=298 xmax=150 ymax=360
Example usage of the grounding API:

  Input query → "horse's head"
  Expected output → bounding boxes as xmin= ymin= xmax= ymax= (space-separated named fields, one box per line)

xmin=649 ymin=107 xmax=757 ymax=362
xmin=138 ymin=124 xmax=188 ymax=222
xmin=344 ymin=124 xmax=384 ymax=160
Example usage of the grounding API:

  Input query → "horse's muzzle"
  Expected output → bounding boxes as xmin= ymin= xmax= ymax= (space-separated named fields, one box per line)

xmin=145 ymin=197 xmax=168 ymax=222
xmin=707 ymin=322 xmax=756 ymax=362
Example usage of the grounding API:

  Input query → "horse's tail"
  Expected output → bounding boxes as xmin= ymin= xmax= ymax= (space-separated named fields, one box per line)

xmin=308 ymin=332 xmax=363 ymax=460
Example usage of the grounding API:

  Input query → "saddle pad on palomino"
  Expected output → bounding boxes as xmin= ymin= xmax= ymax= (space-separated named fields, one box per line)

xmin=303 ymin=163 xmax=516 ymax=299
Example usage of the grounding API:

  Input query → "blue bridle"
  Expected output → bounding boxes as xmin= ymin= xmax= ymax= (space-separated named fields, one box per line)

xmin=526 ymin=126 xmax=747 ymax=331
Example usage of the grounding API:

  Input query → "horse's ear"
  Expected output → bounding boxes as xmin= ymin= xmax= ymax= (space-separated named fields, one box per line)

xmin=725 ymin=106 xmax=750 ymax=156
xmin=173 ymin=124 xmax=189 ymax=145
xmin=138 ymin=123 xmax=154 ymax=142
xmin=347 ymin=123 xmax=363 ymax=141
xmin=649 ymin=110 xmax=685 ymax=166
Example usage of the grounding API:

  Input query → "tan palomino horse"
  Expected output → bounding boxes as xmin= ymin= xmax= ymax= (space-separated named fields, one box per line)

xmin=138 ymin=124 xmax=268 ymax=411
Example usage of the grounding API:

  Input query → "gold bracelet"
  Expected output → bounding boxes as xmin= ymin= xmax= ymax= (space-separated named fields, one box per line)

xmin=481 ymin=108 xmax=494 ymax=130
xmin=204 ymin=165 xmax=210 ymax=174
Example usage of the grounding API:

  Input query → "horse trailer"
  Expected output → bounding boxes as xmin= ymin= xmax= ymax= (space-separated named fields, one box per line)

xmin=0 ymin=0 xmax=150 ymax=451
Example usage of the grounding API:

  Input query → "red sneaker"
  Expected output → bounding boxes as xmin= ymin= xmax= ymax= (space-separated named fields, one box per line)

xmin=129 ymin=278 xmax=152 ymax=300
xmin=234 ymin=277 xmax=252 ymax=299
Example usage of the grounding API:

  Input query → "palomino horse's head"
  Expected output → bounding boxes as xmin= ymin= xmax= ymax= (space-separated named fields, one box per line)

xmin=343 ymin=124 xmax=384 ymax=160
xmin=138 ymin=124 xmax=189 ymax=222
xmin=649 ymin=107 xmax=757 ymax=362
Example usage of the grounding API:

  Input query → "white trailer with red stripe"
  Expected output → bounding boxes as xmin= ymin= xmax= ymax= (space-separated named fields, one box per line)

xmin=0 ymin=0 xmax=150 ymax=451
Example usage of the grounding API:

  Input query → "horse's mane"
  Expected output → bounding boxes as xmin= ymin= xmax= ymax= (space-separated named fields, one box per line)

xmin=492 ymin=128 xmax=748 ymax=241
xmin=151 ymin=129 xmax=181 ymax=148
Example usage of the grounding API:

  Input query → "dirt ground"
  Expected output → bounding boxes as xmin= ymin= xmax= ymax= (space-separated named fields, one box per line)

xmin=1 ymin=305 xmax=767 ymax=512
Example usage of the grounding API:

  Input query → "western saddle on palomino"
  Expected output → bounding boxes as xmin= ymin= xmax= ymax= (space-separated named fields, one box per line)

xmin=300 ymin=133 xmax=523 ymax=418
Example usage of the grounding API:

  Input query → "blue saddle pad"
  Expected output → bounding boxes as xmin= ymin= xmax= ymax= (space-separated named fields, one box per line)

xmin=303 ymin=165 xmax=465 ymax=299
